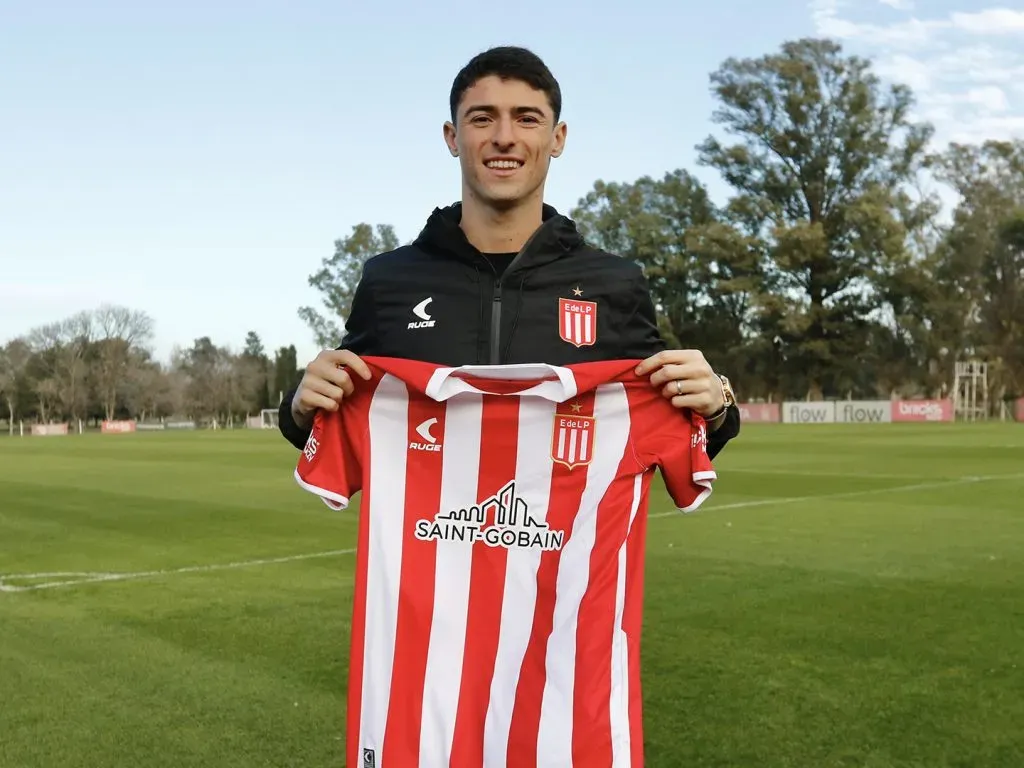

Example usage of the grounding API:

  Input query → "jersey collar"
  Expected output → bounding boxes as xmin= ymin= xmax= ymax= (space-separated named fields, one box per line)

xmin=425 ymin=363 xmax=577 ymax=402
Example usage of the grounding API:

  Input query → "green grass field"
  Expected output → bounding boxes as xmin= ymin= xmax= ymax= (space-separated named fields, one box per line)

xmin=2 ymin=424 xmax=1023 ymax=767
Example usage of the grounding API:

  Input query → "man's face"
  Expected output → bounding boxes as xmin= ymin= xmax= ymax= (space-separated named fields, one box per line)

xmin=444 ymin=75 xmax=566 ymax=211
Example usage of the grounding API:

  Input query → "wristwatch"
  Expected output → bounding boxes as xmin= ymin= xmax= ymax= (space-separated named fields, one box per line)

xmin=707 ymin=374 xmax=735 ymax=424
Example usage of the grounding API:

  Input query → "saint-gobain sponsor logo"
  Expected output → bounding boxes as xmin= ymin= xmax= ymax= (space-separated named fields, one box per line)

xmin=894 ymin=399 xmax=952 ymax=422
xmin=837 ymin=401 xmax=892 ymax=423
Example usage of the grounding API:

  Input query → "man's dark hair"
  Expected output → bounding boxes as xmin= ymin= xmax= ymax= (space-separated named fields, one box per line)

xmin=449 ymin=46 xmax=562 ymax=123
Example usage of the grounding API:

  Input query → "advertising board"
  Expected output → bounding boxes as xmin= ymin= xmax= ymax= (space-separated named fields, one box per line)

xmin=834 ymin=401 xmax=892 ymax=423
xmin=782 ymin=402 xmax=836 ymax=423
xmin=31 ymin=423 xmax=68 ymax=436
xmin=101 ymin=420 xmax=137 ymax=434
xmin=892 ymin=399 xmax=953 ymax=422
xmin=737 ymin=403 xmax=780 ymax=423
xmin=1016 ymin=398 xmax=1024 ymax=422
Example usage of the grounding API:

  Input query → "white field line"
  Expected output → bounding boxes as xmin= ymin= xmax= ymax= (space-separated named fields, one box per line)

xmin=5 ymin=473 xmax=1022 ymax=593
xmin=649 ymin=472 xmax=1024 ymax=519
xmin=0 ymin=548 xmax=355 ymax=594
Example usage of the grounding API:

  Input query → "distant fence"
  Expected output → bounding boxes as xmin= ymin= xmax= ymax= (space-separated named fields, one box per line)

xmin=7 ymin=397 xmax=1024 ymax=436
xmin=736 ymin=398 xmax=1010 ymax=424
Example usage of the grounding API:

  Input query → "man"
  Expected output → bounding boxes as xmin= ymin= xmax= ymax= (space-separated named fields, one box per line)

xmin=283 ymin=46 xmax=741 ymax=766
xmin=278 ymin=46 xmax=739 ymax=455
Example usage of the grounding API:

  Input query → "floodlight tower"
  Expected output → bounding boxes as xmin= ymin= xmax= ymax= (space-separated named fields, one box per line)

xmin=953 ymin=360 xmax=988 ymax=421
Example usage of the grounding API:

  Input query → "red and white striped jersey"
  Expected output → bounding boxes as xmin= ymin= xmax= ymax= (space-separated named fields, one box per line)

xmin=294 ymin=356 xmax=716 ymax=768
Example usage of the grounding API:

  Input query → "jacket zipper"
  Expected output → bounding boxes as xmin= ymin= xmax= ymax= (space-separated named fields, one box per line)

xmin=490 ymin=281 xmax=502 ymax=365
xmin=486 ymin=222 xmax=552 ymax=365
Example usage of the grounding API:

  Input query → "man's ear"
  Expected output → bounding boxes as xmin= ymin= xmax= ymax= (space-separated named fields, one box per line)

xmin=443 ymin=121 xmax=458 ymax=157
xmin=550 ymin=121 xmax=567 ymax=159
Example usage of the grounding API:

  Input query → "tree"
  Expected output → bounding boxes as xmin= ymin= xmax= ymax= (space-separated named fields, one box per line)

xmin=272 ymin=345 xmax=300 ymax=405
xmin=697 ymin=37 xmax=936 ymax=397
xmin=298 ymin=223 xmax=400 ymax=348
xmin=240 ymin=331 xmax=272 ymax=411
xmin=929 ymin=140 xmax=1024 ymax=398
xmin=92 ymin=304 xmax=155 ymax=420
xmin=0 ymin=338 xmax=32 ymax=433
xmin=571 ymin=170 xmax=761 ymax=378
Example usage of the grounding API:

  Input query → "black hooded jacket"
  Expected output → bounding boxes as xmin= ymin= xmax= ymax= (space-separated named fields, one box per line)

xmin=278 ymin=203 xmax=740 ymax=455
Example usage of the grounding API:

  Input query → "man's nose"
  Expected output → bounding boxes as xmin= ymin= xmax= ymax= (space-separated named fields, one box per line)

xmin=491 ymin=116 xmax=515 ymax=147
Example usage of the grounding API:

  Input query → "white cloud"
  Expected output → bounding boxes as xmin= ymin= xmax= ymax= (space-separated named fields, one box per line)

xmin=808 ymin=2 xmax=1024 ymax=148
xmin=950 ymin=8 xmax=1024 ymax=35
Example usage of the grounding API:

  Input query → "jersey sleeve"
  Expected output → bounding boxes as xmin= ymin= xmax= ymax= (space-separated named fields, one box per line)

xmin=632 ymin=389 xmax=717 ymax=513
xmin=293 ymin=405 xmax=364 ymax=511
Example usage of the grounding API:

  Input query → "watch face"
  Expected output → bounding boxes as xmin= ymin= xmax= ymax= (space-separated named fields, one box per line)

xmin=720 ymin=376 xmax=735 ymax=405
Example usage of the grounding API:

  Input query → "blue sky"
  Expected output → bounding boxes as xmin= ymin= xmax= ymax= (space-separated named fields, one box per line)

xmin=3 ymin=0 xmax=1022 ymax=367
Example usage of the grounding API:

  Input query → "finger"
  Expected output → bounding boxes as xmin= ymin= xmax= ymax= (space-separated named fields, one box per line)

xmin=648 ymin=362 xmax=705 ymax=388
xmin=318 ymin=348 xmax=372 ymax=380
xmin=311 ymin=362 xmax=355 ymax=390
xmin=661 ymin=378 xmax=703 ymax=399
xmin=669 ymin=393 xmax=715 ymax=413
xmin=297 ymin=391 xmax=342 ymax=414
xmin=309 ymin=375 xmax=351 ymax=401
xmin=335 ymin=350 xmax=372 ymax=380
xmin=635 ymin=349 xmax=706 ymax=375
xmin=633 ymin=350 xmax=673 ymax=375
xmin=671 ymin=392 xmax=721 ymax=417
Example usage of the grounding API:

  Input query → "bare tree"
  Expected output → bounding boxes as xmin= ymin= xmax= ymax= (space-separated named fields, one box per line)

xmin=0 ymin=338 xmax=32 ymax=433
xmin=28 ymin=311 xmax=94 ymax=423
xmin=93 ymin=304 xmax=155 ymax=420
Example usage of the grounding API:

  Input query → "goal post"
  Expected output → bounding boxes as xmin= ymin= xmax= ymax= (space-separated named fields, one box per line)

xmin=259 ymin=408 xmax=279 ymax=429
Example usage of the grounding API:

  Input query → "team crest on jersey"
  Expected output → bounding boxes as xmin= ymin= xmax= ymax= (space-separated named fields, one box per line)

xmin=558 ymin=297 xmax=597 ymax=347
xmin=551 ymin=410 xmax=595 ymax=470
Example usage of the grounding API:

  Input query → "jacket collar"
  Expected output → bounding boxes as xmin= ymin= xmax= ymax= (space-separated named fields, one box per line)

xmin=411 ymin=202 xmax=586 ymax=272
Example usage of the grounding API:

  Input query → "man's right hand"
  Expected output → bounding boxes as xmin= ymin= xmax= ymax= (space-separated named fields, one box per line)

xmin=290 ymin=349 xmax=372 ymax=430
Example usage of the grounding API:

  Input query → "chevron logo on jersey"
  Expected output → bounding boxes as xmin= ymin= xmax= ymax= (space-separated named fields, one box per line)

xmin=558 ymin=298 xmax=597 ymax=347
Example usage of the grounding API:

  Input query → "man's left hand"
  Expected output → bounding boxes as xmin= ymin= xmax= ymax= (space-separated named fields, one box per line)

xmin=635 ymin=350 xmax=725 ymax=420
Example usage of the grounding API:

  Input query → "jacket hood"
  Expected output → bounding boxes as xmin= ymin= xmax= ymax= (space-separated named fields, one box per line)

xmin=411 ymin=202 xmax=586 ymax=272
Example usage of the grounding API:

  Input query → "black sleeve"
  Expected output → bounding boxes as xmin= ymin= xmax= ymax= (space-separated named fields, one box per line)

xmin=278 ymin=266 xmax=378 ymax=450
xmin=707 ymin=406 xmax=739 ymax=460
xmin=619 ymin=266 xmax=668 ymax=358
xmin=623 ymin=264 xmax=741 ymax=460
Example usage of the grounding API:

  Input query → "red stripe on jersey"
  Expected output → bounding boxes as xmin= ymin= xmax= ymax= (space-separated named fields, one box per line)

xmin=449 ymin=397 xmax=521 ymax=767
xmin=381 ymin=397 xmax=447 ymax=764
xmin=346 ymin=441 xmax=373 ymax=768
xmin=505 ymin=391 xmax=597 ymax=767
xmin=572 ymin=444 xmax=640 ymax=765
xmin=625 ymin=471 xmax=654 ymax=768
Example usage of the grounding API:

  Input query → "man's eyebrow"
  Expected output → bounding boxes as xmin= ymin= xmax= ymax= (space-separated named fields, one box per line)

xmin=462 ymin=104 xmax=547 ymax=118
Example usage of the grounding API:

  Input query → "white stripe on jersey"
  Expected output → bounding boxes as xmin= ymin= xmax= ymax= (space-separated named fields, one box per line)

xmin=535 ymin=381 xmax=632 ymax=765
xmin=418 ymin=394 xmax=484 ymax=764
xmin=482 ymin=396 xmax=559 ymax=763
xmin=611 ymin=472 xmax=645 ymax=766
xmin=359 ymin=373 xmax=408 ymax=756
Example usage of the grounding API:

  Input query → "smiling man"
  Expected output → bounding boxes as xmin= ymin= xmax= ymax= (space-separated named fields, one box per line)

xmin=281 ymin=46 xmax=738 ymax=449
xmin=280 ymin=45 xmax=740 ymax=767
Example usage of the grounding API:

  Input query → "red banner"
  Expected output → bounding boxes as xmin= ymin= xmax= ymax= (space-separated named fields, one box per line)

xmin=1016 ymin=398 xmax=1024 ymax=422
xmin=892 ymin=399 xmax=953 ymax=422
xmin=101 ymin=420 xmax=137 ymax=434
xmin=737 ymin=403 xmax=781 ymax=423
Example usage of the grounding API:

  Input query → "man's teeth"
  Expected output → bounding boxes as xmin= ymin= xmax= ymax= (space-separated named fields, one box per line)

xmin=487 ymin=160 xmax=521 ymax=169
